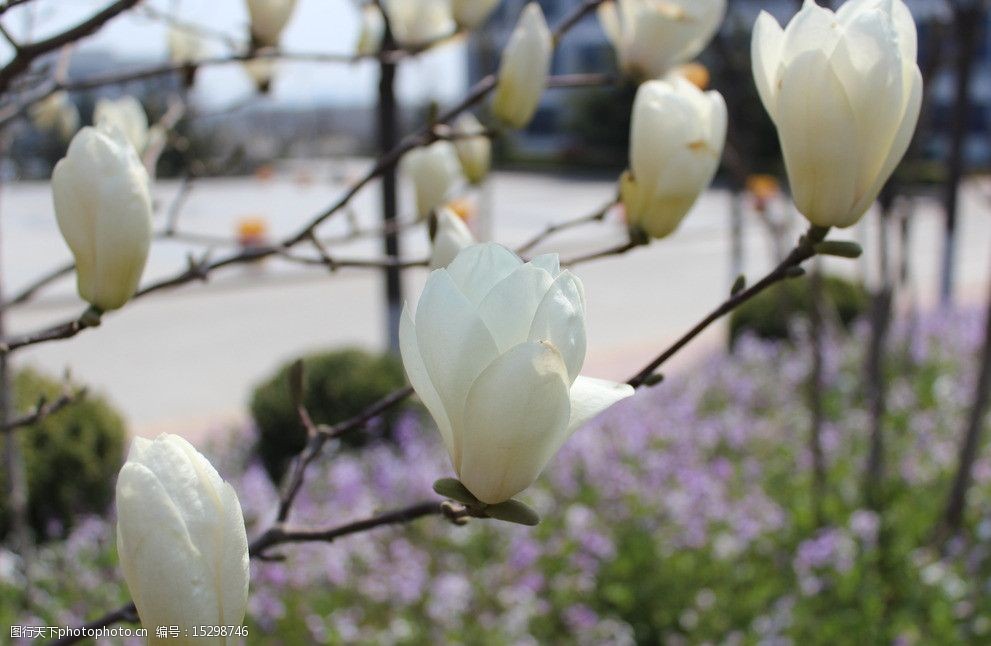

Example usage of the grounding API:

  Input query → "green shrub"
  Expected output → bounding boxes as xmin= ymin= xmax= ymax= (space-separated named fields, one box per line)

xmin=729 ymin=274 xmax=870 ymax=346
xmin=0 ymin=369 xmax=127 ymax=541
xmin=249 ymin=348 xmax=408 ymax=483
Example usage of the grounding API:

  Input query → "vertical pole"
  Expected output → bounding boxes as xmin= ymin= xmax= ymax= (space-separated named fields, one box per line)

xmin=378 ymin=28 xmax=402 ymax=353
xmin=940 ymin=5 xmax=979 ymax=306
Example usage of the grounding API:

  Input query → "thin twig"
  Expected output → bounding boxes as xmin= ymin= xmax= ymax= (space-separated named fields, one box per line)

xmin=1 ymin=387 xmax=85 ymax=434
xmin=626 ymin=226 xmax=830 ymax=388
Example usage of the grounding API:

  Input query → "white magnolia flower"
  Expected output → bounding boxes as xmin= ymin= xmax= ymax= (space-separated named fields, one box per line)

xmin=355 ymin=4 xmax=385 ymax=56
xmin=752 ymin=0 xmax=922 ymax=228
xmin=430 ymin=208 xmax=476 ymax=269
xmin=168 ymin=27 xmax=205 ymax=65
xmin=492 ymin=3 xmax=552 ymax=129
xmin=599 ymin=0 xmax=726 ymax=80
xmin=116 ymin=434 xmax=249 ymax=645
xmin=453 ymin=0 xmax=501 ymax=30
xmin=401 ymin=243 xmax=635 ymax=504
xmin=94 ymin=96 xmax=149 ymax=153
xmin=31 ymin=91 xmax=79 ymax=141
xmin=52 ymin=126 xmax=153 ymax=311
xmin=243 ymin=57 xmax=276 ymax=93
xmin=384 ymin=0 xmax=455 ymax=47
xmin=451 ymin=113 xmax=491 ymax=185
xmin=403 ymin=141 xmax=464 ymax=218
xmin=246 ymin=0 xmax=297 ymax=47
xmin=621 ymin=72 xmax=726 ymax=239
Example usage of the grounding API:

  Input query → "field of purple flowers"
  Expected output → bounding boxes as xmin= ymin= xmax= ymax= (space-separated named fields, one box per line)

xmin=5 ymin=308 xmax=991 ymax=644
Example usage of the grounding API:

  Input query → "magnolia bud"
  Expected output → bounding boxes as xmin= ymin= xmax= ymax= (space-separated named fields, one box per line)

xmin=52 ymin=126 xmax=153 ymax=312
xmin=384 ymin=0 xmax=455 ymax=47
xmin=402 ymin=141 xmax=464 ymax=218
xmin=752 ymin=0 xmax=922 ymax=228
xmin=430 ymin=208 xmax=476 ymax=270
xmin=598 ymin=0 xmax=726 ymax=81
xmin=401 ymin=243 xmax=634 ymax=504
xmin=31 ymin=91 xmax=79 ymax=141
xmin=243 ymin=57 xmax=276 ymax=94
xmin=355 ymin=4 xmax=385 ymax=56
xmin=451 ymin=113 xmax=491 ymax=185
xmin=246 ymin=0 xmax=297 ymax=47
xmin=168 ymin=27 xmax=204 ymax=66
xmin=94 ymin=96 xmax=149 ymax=154
xmin=492 ymin=3 xmax=552 ymax=130
xmin=116 ymin=434 xmax=249 ymax=644
xmin=452 ymin=0 xmax=501 ymax=30
xmin=620 ymin=72 xmax=726 ymax=239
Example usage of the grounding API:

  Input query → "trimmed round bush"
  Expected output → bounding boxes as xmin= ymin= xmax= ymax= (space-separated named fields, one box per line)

xmin=249 ymin=348 xmax=408 ymax=483
xmin=729 ymin=274 xmax=869 ymax=346
xmin=0 ymin=369 xmax=127 ymax=541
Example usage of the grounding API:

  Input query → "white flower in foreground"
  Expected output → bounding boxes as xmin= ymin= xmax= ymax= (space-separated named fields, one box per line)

xmin=598 ymin=0 xmax=726 ymax=80
xmin=453 ymin=0 xmax=501 ymax=30
xmin=52 ymin=126 xmax=153 ymax=312
xmin=451 ymin=113 xmax=491 ymax=185
xmin=116 ymin=434 xmax=249 ymax=645
xmin=94 ymin=96 xmax=149 ymax=154
xmin=385 ymin=0 xmax=455 ymax=47
xmin=246 ymin=0 xmax=297 ymax=47
xmin=31 ymin=91 xmax=79 ymax=141
xmin=403 ymin=141 xmax=464 ymax=218
xmin=492 ymin=3 xmax=552 ymax=129
xmin=355 ymin=4 xmax=385 ymax=56
xmin=401 ymin=243 xmax=635 ymax=504
xmin=621 ymin=72 xmax=726 ymax=239
xmin=430 ymin=208 xmax=476 ymax=269
xmin=752 ymin=0 xmax=922 ymax=228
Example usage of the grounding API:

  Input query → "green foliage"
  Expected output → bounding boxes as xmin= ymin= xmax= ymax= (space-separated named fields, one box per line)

xmin=729 ymin=274 xmax=870 ymax=346
xmin=249 ymin=348 xmax=408 ymax=483
xmin=0 ymin=369 xmax=127 ymax=541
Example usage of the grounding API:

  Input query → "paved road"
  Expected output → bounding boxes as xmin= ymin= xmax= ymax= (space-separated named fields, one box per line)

xmin=3 ymin=166 xmax=989 ymax=437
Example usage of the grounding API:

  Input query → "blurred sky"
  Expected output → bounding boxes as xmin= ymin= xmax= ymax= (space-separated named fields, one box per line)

xmin=0 ymin=0 xmax=468 ymax=108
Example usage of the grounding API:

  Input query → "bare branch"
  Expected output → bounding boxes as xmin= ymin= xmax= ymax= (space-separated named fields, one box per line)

xmin=0 ymin=0 xmax=142 ymax=94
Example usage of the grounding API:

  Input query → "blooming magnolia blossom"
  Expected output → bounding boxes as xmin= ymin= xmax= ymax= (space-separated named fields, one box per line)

xmin=31 ymin=91 xmax=79 ymax=141
xmin=116 ymin=434 xmax=249 ymax=644
xmin=621 ymin=72 xmax=727 ymax=239
xmin=93 ymin=96 xmax=149 ymax=154
xmin=355 ymin=4 xmax=385 ymax=56
xmin=245 ymin=0 xmax=297 ymax=47
xmin=52 ymin=126 xmax=153 ymax=311
xmin=451 ymin=113 xmax=491 ymax=185
xmin=402 ymin=141 xmax=464 ymax=218
xmin=384 ymin=0 xmax=455 ymax=47
xmin=244 ymin=57 xmax=277 ymax=93
xmin=598 ymin=0 xmax=726 ymax=80
xmin=168 ymin=27 xmax=205 ymax=65
xmin=492 ymin=3 xmax=552 ymax=129
xmin=430 ymin=208 xmax=476 ymax=269
xmin=400 ymin=243 xmax=635 ymax=504
xmin=752 ymin=0 xmax=922 ymax=228
xmin=452 ymin=0 xmax=501 ymax=30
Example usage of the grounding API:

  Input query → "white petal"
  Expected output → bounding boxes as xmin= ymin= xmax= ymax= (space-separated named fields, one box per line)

xmin=415 ymin=270 xmax=500 ymax=467
xmin=445 ymin=242 xmax=522 ymax=304
xmin=459 ymin=341 xmax=571 ymax=504
xmin=751 ymin=11 xmax=785 ymax=121
xmin=567 ymin=376 xmax=635 ymax=434
xmin=775 ymin=49 xmax=860 ymax=227
xmin=528 ymin=271 xmax=587 ymax=382
xmin=476 ymin=264 xmax=554 ymax=352
xmin=400 ymin=303 xmax=455 ymax=457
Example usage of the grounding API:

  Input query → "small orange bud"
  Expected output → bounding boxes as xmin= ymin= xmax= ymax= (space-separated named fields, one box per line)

xmin=678 ymin=63 xmax=710 ymax=90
